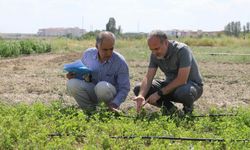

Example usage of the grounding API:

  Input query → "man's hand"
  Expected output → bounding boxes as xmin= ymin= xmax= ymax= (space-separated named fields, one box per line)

xmin=108 ymin=102 xmax=121 ymax=113
xmin=66 ymin=72 xmax=76 ymax=80
xmin=145 ymin=92 xmax=160 ymax=105
xmin=133 ymin=95 xmax=146 ymax=113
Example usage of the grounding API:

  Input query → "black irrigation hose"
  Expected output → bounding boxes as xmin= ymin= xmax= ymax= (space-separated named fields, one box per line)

xmin=196 ymin=53 xmax=250 ymax=56
xmin=200 ymin=53 xmax=250 ymax=56
xmin=47 ymin=133 xmax=249 ymax=143
xmin=48 ymin=113 xmax=245 ymax=143
xmin=110 ymin=136 xmax=249 ymax=143
xmin=190 ymin=113 xmax=237 ymax=117
xmin=117 ymin=113 xmax=238 ymax=119
xmin=48 ymin=132 xmax=69 ymax=137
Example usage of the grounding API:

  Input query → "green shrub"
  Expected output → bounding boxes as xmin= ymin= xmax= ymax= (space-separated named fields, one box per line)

xmin=32 ymin=41 xmax=51 ymax=53
xmin=20 ymin=40 xmax=34 ymax=54
xmin=181 ymin=38 xmax=216 ymax=46
xmin=0 ymin=41 xmax=21 ymax=57
xmin=198 ymin=38 xmax=215 ymax=46
xmin=0 ymin=40 xmax=52 ymax=57
xmin=180 ymin=36 xmax=250 ymax=47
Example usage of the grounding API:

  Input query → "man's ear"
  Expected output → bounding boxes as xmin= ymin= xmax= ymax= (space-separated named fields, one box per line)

xmin=96 ymin=43 xmax=101 ymax=50
xmin=164 ymin=40 xmax=168 ymax=47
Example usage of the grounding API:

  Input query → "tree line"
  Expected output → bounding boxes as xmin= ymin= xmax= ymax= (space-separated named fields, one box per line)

xmin=83 ymin=18 xmax=250 ymax=39
xmin=224 ymin=21 xmax=250 ymax=37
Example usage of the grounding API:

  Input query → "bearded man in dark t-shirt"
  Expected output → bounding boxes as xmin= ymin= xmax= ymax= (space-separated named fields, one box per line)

xmin=133 ymin=30 xmax=203 ymax=115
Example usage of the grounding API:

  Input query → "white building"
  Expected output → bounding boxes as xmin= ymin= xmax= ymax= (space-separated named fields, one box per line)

xmin=37 ymin=27 xmax=86 ymax=37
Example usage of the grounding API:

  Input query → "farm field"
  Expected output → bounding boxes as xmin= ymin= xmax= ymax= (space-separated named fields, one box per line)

xmin=0 ymin=38 xmax=249 ymax=111
xmin=0 ymin=37 xmax=249 ymax=149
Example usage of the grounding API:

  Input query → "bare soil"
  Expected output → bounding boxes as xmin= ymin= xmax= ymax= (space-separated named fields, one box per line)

xmin=0 ymin=52 xmax=249 ymax=113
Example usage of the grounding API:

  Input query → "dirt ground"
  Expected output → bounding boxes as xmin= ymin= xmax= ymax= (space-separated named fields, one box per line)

xmin=0 ymin=52 xmax=249 ymax=113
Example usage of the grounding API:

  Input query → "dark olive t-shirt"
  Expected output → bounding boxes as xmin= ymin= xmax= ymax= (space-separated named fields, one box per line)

xmin=149 ymin=40 xmax=203 ymax=85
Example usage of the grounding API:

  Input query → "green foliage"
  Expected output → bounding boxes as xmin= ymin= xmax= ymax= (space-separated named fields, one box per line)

xmin=179 ymin=36 xmax=250 ymax=47
xmin=224 ymin=21 xmax=241 ymax=37
xmin=19 ymin=40 xmax=34 ymax=54
xmin=121 ymin=33 xmax=147 ymax=40
xmin=0 ymin=41 xmax=21 ymax=57
xmin=0 ymin=39 xmax=51 ymax=58
xmin=1 ymin=36 xmax=250 ymax=64
xmin=79 ymin=31 xmax=100 ymax=40
xmin=114 ymin=37 xmax=250 ymax=63
xmin=0 ymin=102 xmax=249 ymax=149
xmin=191 ymin=46 xmax=250 ymax=63
xmin=181 ymin=37 xmax=215 ymax=46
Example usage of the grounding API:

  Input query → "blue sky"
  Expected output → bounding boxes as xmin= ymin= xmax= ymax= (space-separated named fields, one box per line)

xmin=0 ymin=0 xmax=249 ymax=33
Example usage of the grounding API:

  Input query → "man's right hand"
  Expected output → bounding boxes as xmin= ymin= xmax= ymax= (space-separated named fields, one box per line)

xmin=66 ymin=72 xmax=76 ymax=80
xmin=133 ymin=95 xmax=146 ymax=113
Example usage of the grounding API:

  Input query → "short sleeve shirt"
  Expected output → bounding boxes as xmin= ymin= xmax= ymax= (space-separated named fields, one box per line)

xmin=149 ymin=40 xmax=203 ymax=85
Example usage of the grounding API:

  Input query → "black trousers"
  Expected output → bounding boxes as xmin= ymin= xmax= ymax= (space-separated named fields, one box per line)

xmin=133 ymin=80 xmax=203 ymax=112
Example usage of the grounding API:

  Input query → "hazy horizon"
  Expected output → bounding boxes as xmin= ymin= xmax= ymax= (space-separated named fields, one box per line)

xmin=0 ymin=0 xmax=249 ymax=34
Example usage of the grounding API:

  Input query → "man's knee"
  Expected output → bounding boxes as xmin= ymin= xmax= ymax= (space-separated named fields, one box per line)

xmin=94 ymin=81 xmax=116 ymax=102
xmin=67 ymin=79 xmax=95 ymax=96
xmin=174 ymin=84 xmax=198 ymax=106
xmin=66 ymin=79 xmax=82 ymax=95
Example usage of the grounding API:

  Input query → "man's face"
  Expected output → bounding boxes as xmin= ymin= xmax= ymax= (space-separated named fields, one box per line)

xmin=148 ymin=36 xmax=168 ymax=59
xmin=97 ymin=38 xmax=114 ymax=61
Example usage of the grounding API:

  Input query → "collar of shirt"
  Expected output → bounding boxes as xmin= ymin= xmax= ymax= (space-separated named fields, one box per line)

xmin=93 ymin=50 xmax=114 ymax=64
xmin=164 ymin=41 xmax=174 ymax=60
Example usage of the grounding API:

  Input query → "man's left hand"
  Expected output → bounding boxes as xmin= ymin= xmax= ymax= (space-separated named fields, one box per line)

xmin=146 ymin=92 xmax=160 ymax=105
xmin=108 ymin=102 xmax=121 ymax=113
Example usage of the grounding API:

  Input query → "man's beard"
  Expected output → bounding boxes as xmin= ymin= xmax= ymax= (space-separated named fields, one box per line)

xmin=155 ymin=54 xmax=164 ymax=59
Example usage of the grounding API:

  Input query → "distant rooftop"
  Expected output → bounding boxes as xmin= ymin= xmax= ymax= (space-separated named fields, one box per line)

xmin=37 ymin=27 xmax=86 ymax=37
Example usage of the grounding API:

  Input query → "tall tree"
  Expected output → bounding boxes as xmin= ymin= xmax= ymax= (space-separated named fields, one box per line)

xmin=230 ymin=22 xmax=235 ymax=36
xmin=235 ymin=21 xmax=241 ymax=37
xmin=246 ymin=22 xmax=250 ymax=33
xmin=106 ymin=17 xmax=117 ymax=34
xmin=224 ymin=21 xmax=241 ymax=37
xmin=243 ymin=25 xmax=246 ymax=39
xmin=224 ymin=24 xmax=230 ymax=36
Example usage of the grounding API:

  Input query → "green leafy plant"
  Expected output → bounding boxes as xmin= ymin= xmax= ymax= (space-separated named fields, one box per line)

xmin=0 ymin=39 xmax=51 ymax=57
xmin=0 ymin=102 xmax=249 ymax=149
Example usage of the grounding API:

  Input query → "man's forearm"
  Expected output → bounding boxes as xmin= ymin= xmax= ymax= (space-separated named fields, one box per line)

xmin=112 ymin=89 xmax=129 ymax=107
xmin=139 ymin=77 xmax=152 ymax=98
